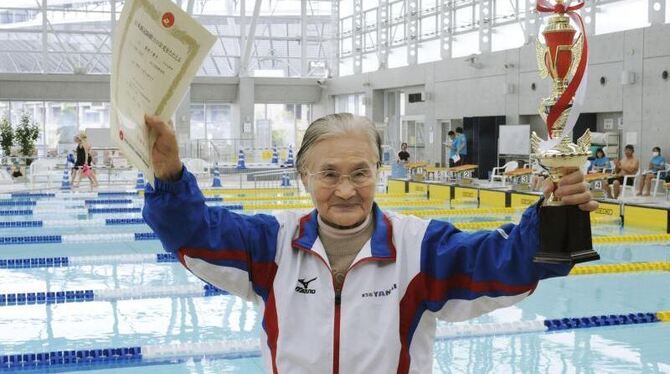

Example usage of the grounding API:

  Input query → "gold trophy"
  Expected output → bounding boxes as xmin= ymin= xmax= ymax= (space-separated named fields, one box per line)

xmin=530 ymin=0 xmax=600 ymax=264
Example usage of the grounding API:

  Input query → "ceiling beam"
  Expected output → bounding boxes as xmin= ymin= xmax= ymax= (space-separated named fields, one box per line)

xmin=238 ymin=0 xmax=263 ymax=77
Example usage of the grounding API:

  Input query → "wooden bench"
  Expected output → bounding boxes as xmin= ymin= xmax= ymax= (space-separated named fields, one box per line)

xmin=585 ymin=172 xmax=614 ymax=198
xmin=447 ymin=164 xmax=478 ymax=183
xmin=424 ymin=166 xmax=447 ymax=181
xmin=504 ymin=167 xmax=533 ymax=185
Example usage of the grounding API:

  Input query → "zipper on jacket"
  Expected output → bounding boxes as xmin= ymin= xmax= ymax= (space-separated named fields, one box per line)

xmin=293 ymin=243 xmax=392 ymax=374
xmin=333 ymin=293 xmax=341 ymax=374
xmin=331 ymin=258 xmax=391 ymax=374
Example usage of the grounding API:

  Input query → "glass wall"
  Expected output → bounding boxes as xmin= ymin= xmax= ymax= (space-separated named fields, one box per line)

xmin=206 ymin=104 xmax=233 ymax=139
xmin=189 ymin=102 xmax=233 ymax=141
xmin=335 ymin=93 xmax=366 ymax=115
xmin=337 ymin=0 xmax=663 ymax=76
xmin=595 ymin=0 xmax=651 ymax=35
xmin=190 ymin=104 xmax=207 ymax=140
xmin=0 ymin=100 xmax=113 ymax=157
xmin=0 ymin=101 xmax=9 ymax=120
xmin=79 ymin=102 xmax=110 ymax=130
xmin=2 ymin=101 xmax=46 ymax=156
xmin=0 ymin=0 xmax=333 ymax=77
xmin=46 ymin=102 xmax=78 ymax=154
xmin=254 ymin=104 xmax=312 ymax=149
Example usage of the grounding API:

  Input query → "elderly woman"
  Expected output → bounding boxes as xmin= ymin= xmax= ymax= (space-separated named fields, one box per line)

xmin=143 ymin=113 xmax=596 ymax=373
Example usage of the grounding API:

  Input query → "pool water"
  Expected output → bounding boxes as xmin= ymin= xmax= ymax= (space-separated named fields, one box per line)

xmin=0 ymin=193 xmax=669 ymax=373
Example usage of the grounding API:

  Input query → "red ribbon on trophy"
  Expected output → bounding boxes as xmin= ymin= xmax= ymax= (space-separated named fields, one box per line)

xmin=536 ymin=0 xmax=589 ymax=140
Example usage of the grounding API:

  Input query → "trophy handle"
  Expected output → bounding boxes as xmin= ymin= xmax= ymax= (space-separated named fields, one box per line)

xmin=536 ymin=42 xmax=549 ymax=79
xmin=568 ymin=34 xmax=584 ymax=79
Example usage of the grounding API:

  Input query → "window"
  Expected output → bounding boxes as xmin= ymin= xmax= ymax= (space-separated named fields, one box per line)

xmin=492 ymin=23 xmax=525 ymax=52
xmin=190 ymin=102 xmax=232 ymax=140
xmin=46 ymin=102 xmax=77 ymax=154
xmin=418 ymin=39 xmax=441 ymax=64
xmin=339 ymin=57 xmax=354 ymax=76
xmin=388 ymin=46 xmax=408 ymax=68
xmin=362 ymin=53 xmax=379 ymax=73
xmin=79 ymin=102 xmax=110 ymax=130
xmin=254 ymin=103 xmax=312 ymax=149
xmin=595 ymin=0 xmax=651 ymax=35
xmin=420 ymin=15 xmax=438 ymax=38
xmin=0 ymin=102 xmax=8 ymax=120
xmin=190 ymin=103 xmax=206 ymax=140
xmin=9 ymin=101 xmax=46 ymax=156
xmin=452 ymin=31 xmax=480 ymax=58
xmin=205 ymin=103 xmax=232 ymax=139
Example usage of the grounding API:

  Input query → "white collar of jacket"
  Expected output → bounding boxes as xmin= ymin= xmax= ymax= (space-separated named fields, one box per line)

xmin=292 ymin=202 xmax=397 ymax=263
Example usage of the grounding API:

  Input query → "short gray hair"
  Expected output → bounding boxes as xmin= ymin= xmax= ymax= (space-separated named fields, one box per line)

xmin=296 ymin=113 xmax=382 ymax=173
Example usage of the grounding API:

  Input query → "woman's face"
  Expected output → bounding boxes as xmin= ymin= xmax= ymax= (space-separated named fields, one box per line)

xmin=301 ymin=132 xmax=378 ymax=228
xmin=74 ymin=137 xmax=80 ymax=144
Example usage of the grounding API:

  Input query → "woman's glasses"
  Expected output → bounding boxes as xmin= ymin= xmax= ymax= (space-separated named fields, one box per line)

xmin=308 ymin=168 xmax=376 ymax=188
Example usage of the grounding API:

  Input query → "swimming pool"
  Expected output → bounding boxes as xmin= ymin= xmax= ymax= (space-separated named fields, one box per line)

xmin=1 ymin=192 xmax=669 ymax=373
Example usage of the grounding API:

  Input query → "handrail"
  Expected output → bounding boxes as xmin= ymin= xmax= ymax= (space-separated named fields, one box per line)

xmin=247 ymin=168 xmax=297 ymax=178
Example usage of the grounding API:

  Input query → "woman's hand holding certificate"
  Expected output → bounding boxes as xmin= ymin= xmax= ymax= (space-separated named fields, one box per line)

xmin=110 ymin=0 xmax=215 ymax=187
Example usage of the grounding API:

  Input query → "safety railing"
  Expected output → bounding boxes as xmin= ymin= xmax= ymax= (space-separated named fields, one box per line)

xmin=246 ymin=168 xmax=300 ymax=191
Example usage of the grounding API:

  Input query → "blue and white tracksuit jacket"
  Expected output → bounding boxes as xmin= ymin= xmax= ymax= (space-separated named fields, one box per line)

xmin=142 ymin=168 xmax=572 ymax=374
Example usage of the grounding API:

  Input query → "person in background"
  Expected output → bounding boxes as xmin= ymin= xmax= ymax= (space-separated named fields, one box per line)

xmin=72 ymin=132 xmax=99 ymax=188
xmin=455 ymin=127 xmax=467 ymax=164
xmin=447 ymin=131 xmax=458 ymax=167
xmin=607 ymin=144 xmax=639 ymax=199
xmin=589 ymin=148 xmax=610 ymax=172
xmin=397 ymin=142 xmax=410 ymax=162
xmin=636 ymin=146 xmax=666 ymax=196
xmin=67 ymin=151 xmax=77 ymax=182
xmin=10 ymin=164 xmax=22 ymax=178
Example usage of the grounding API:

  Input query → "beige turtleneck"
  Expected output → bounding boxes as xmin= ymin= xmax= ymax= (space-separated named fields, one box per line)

xmin=318 ymin=213 xmax=374 ymax=295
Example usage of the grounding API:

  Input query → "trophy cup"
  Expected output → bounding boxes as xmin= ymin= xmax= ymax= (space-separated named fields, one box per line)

xmin=530 ymin=0 xmax=600 ymax=264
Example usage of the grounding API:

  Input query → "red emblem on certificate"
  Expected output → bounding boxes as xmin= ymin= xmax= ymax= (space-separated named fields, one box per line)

xmin=162 ymin=12 xmax=175 ymax=28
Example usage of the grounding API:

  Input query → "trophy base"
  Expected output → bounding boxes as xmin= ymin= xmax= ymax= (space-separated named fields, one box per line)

xmin=533 ymin=249 xmax=600 ymax=265
xmin=534 ymin=205 xmax=600 ymax=265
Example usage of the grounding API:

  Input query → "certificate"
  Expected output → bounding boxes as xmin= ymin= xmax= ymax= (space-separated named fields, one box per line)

xmin=110 ymin=0 xmax=216 ymax=187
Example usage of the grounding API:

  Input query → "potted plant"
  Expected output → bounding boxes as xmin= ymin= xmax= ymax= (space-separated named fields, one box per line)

xmin=0 ymin=116 xmax=13 ymax=161
xmin=15 ymin=113 xmax=39 ymax=166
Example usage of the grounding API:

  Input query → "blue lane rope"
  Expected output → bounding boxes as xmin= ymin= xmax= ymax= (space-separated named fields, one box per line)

xmin=97 ymin=192 xmax=140 ymax=196
xmin=2 ymin=309 xmax=668 ymax=371
xmin=88 ymin=208 xmax=142 ymax=214
xmin=0 ymin=254 xmax=178 ymax=269
xmin=84 ymin=199 xmax=134 ymax=205
xmin=88 ymin=204 xmax=241 ymax=214
xmin=0 ymin=284 xmax=227 ymax=307
xmin=9 ymin=193 xmax=55 ymax=198
xmin=0 ymin=210 xmax=33 ymax=216
xmin=84 ymin=197 xmax=222 ymax=205
xmin=0 ymin=257 xmax=69 ymax=269
xmin=543 ymin=313 xmax=659 ymax=330
xmin=0 ymin=201 xmax=36 ymax=206
xmin=105 ymin=218 xmax=146 ymax=225
xmin=1 ymin=346 xmax=142 ymax=371
xmin=0 ymin=218 xmax=146 ymax=227
xmin=0 ymin=232 xmax=159 ymax=245
xmin=0 ymin=221 xmax=42 ymax=228
xmin=0 ymin=235 xmax=62 ymax=245
xmin=134 ymin=233 xmax=158 ymax=241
